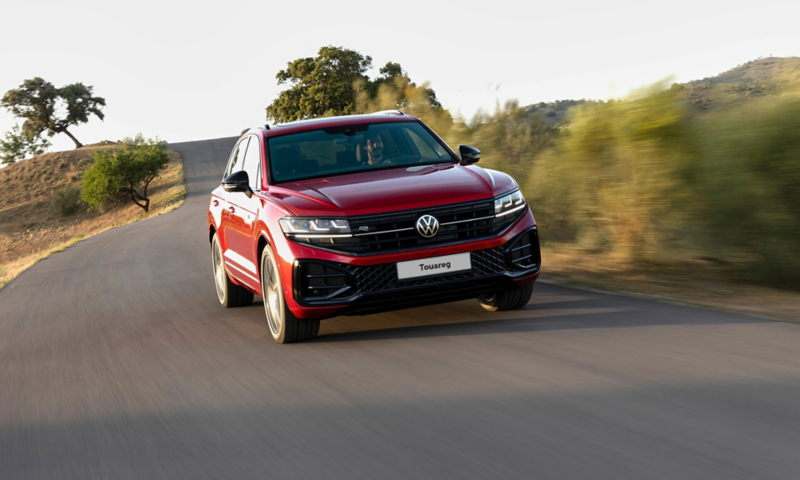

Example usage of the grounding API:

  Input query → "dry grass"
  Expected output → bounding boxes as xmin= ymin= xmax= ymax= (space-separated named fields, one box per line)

xmin=0 ymin=144 xmax=185 ymax=289
xmin=541 ymin=244 xmax=800 ymax=323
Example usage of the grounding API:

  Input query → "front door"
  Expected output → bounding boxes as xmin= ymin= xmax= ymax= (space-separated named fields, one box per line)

xmin=224 ymin=135 xmax=263 ymax=290
xmin=219 ymin=137 xmax=258 ymax=287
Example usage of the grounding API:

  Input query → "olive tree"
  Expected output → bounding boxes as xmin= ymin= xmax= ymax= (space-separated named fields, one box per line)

xmin=1 ymin=77 xmax=105 ymax=148
xmin=266 ymin=46 xmax=373 ymax=123
xmin=265 ymin=46 xmax=442 ymax=124
xmin=0 ymin=124 xmax=51 ymax=165
xmin=81 ymin=135 xmax=168 ymax=212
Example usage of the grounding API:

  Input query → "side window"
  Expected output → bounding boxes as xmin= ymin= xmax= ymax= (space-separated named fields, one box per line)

xmin=242 ymin=136 xmax=262 ymax=191
xmin=223 ymin=144 xmax=240 ymax=178
xmin=226 ymin=138 xmax=249 ymax=177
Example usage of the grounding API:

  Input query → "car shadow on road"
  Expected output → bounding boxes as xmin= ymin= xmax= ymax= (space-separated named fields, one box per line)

xmin=311 ymin=284 xmax=774 ymax=343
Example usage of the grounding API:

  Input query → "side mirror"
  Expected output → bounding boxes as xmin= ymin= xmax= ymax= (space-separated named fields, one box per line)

xmin=458 ymin=145 xmax=480 ymax=164
xmin=222 ymin=170 xmax=252 ymax=197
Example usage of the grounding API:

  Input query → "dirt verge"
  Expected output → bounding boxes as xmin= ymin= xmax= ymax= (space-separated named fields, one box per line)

xmin=541 ymin=245 xmax=800 ymax=323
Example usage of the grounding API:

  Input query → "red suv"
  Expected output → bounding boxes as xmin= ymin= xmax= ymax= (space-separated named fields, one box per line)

xmin=208 ymin=111 xmax=540 ymax=343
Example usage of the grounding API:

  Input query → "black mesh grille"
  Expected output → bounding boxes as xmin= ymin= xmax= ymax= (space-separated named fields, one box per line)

xmin=353 ymin=263 xmax=397 ymax=293
xmin=351 ymin=247 xmax=507 ymax=294
xmin=295 ymin=199 xmax=524 ymax=255
xmin=296 ymin=246 xmax=509 ymax=304
xmin=295 ymin=228 xmax=541 ymax=307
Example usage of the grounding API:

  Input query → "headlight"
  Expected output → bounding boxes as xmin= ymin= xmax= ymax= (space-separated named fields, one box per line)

xmin=279 ymin=217 xmax=352 ymax=238
xmin=494 ymin=190 xmax=526 ymax=217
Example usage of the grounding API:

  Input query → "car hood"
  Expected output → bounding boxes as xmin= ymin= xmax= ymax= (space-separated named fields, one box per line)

xmin=269 ymin=163 xmax=518 ymax=217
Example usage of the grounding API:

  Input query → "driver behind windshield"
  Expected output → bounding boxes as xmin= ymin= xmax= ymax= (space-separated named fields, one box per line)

xmin=361 ymin=131 xmax=391 ymax=166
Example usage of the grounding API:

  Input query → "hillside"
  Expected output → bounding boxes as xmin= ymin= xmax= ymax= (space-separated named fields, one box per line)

xmin=523 ymin=99 xmax=602 ymax=127
xmin=674 ymin=57 xmax=800 ymax=114
xmin=0 ymin=143 xmax=185 ymax=288
xmin=0 ymin=142 xmax=116 ymax=211
xmin=518 ymin=57 xmax=800 ymax=122
xmin=688 ymin=56 xmax=800 ymax=88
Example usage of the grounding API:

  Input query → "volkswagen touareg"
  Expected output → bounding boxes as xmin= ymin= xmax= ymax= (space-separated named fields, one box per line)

xmin=208 ymin=111 xmax=540 ymax=343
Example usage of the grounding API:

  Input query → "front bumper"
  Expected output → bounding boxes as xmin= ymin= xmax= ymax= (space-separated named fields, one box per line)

xmin=277 ymin=208 xmax=539 ymax=319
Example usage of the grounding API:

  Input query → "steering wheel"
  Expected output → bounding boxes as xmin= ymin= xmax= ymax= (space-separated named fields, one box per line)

xmin=379 ymin=152 xmax=406 ymax=164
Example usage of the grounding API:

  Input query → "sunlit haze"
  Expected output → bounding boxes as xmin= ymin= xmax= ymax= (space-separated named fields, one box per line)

xmin=1 ymin=0 xmax=798 ymax=151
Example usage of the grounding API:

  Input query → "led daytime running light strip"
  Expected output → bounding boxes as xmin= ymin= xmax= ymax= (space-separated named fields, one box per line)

xmin=290 ymin=233 xmax=353 ymax=238
xmin=495 ymin=204 xmax=526 ymax=217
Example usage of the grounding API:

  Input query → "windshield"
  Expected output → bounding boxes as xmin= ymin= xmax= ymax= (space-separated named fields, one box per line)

xmin=267 ymin=121 xmax=457 ymax=183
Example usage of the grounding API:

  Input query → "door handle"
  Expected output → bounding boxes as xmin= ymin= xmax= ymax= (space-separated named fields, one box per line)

xmin=228 ymin=206 xmax=235 ymax=213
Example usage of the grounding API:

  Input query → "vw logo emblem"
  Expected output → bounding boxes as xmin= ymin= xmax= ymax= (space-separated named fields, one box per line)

xmin=416 ymin=215 xmax=439 ymax=238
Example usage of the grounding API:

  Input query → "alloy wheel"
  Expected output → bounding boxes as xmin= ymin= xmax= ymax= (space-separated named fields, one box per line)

xmin=212 ymin=238 xmax=225 ymax=303
xmin=262 ymin=251 xmax=283 ymax=335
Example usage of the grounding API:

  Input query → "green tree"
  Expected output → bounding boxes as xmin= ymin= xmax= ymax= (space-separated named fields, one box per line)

xmin=355 ymin=61 xmax=442 ymax=112
xmin=1 ymin=77 xmax=105 ymax=149
xmin=0 ymin=124 xmax=51 ymax=165
xmin=81 ymin=135 xmax=168 ymax=212
xmin=266 ymin=47 xmax=444 ymax=124
xmin=266 ymin=46 xmax=373 ymax=123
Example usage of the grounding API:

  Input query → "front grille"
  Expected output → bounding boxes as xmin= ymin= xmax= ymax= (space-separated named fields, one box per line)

xmin=354 ymin=246 xmax=507 ymax=293
xmin=296 ymin=198 xmax=525 ymax=255
xmin=295 ymin=246 xmax=510 ymax=305
xmin=294 ymin=228 xmax=540 ymax=307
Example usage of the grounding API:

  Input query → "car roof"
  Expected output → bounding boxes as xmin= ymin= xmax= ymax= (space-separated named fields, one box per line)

xmin=246 ymin=111 xmax=419 ymax=138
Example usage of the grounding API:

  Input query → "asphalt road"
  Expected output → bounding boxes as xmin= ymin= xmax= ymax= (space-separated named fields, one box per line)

xmin=2 ymin=137 xmax=800 ymax=479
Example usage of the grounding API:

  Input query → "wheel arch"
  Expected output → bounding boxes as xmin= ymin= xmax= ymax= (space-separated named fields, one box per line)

xmin=256 ymin=233 xmax=270 ymax=276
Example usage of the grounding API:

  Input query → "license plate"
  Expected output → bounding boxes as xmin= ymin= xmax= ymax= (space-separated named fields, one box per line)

xmin=397 ymin=253 xmax=472 ymax=280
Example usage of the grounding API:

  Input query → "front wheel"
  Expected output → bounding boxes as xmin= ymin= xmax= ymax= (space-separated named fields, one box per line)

xmin=478 ymin=283 xmax=534 ymax=312
xmin=260 ymin=245 xmax=319 ymax=344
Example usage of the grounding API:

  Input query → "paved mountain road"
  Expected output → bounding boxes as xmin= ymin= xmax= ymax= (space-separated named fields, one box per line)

xmin=2 ymin=137 xmax=800 ymax=479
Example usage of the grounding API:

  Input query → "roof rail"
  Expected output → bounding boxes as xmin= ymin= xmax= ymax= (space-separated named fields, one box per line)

xmin=374 ymin=110 xmax=404 ymax=116
xmin=243 ymin=124 xmax=271 ymax=135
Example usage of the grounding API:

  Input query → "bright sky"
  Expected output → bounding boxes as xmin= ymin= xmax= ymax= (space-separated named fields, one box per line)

xmin=1 ymin=0 xmax=798 ymax=152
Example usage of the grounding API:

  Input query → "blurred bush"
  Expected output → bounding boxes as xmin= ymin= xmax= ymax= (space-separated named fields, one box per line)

xmin=53 ymin=186 xmax=83 ymax=217
xmin=692 ymin=96 xmax=800 ymax=284
xmin=526 ymin=82 xmax=696 ymax=261
xmin=523 ymin=83 xmax=800 ymax=286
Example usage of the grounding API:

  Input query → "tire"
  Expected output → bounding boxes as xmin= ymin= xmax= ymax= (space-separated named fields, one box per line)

xmin=211 ymin=234 xmax=254 ymax=308
xmin=260 ymin=244 xmax=320 ymax=344
xmin=478 ymin=283 xmax=534 ymax=312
